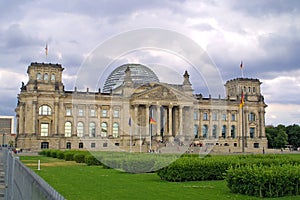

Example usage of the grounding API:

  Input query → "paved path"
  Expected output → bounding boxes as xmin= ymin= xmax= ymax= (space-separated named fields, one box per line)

xmin=0 ymin=150 xmax=5 ymax=200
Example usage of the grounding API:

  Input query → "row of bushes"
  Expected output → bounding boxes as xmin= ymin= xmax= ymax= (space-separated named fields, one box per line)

xmin=226 ymin=164 xmax=300 ymax=198
xmin=157 ymin=154 xmax=300 ymax=182
xmin=39 ymin=149 xmax=101 ymax=166
xmin=39 ymin=149 xmax=179 ymax=173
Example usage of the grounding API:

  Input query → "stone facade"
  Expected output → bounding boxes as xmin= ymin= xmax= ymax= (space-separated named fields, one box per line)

xmin=15 ymin=62 xmax=268 ymax=152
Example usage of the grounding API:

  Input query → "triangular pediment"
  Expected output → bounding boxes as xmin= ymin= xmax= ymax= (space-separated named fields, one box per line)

xmin=131 ymin=83 xmax=194 ymax=102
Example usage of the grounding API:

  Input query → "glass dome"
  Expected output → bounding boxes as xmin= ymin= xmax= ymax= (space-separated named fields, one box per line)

xmin=103 ymin=64 xmax=159 ymax=92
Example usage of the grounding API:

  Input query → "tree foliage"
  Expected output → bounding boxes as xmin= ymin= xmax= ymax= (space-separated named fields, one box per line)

xmin=266 ymin=124 xmax=300 ymax=149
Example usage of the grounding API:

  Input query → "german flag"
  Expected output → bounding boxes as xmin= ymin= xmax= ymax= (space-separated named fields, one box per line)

xmin=149 ymin=118 xmax=156 ymax=124
xmin=239 ymin=90 xmax=244 ymax=108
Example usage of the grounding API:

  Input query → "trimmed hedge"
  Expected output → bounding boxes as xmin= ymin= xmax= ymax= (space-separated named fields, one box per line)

xmin=74 ymin=154 xmax=86 ymax=163
xmin=226 ymin=164 xmax=300 ymax=198
xmin=157 ymin=157 xmax=230 ymax=182
xmin=157 ymin=154 xmax=300 ymax=182
xmin=85 ymin=155 xmax=101 ymax=166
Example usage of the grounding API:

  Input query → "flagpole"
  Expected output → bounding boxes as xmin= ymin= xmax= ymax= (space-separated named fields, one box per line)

xmin=150 ymin=124 xmax=152 ymax=151
xmin=240 ymin=61 xmax=244 ymax=78
xmin=130 ymin=121 xmax=132 ymax=153
xmin=242 ymin=105 xmax=245 ymax=153
xmin=140 ymin=125 xmax=142 ymax=153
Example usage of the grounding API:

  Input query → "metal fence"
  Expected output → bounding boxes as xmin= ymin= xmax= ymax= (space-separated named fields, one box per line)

xmin=3 ymin=149 xmax=65 ymax=200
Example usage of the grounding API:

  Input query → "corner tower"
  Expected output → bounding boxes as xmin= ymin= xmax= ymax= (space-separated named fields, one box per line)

xmin=24 ymin=62 xmax=65 ymax=92
xmin=225 ymin=78 xmax=263 ymax=101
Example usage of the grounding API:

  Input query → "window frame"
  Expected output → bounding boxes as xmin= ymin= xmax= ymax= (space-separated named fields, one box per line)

xmin=40 ymin=123 xmax=49 ymax=136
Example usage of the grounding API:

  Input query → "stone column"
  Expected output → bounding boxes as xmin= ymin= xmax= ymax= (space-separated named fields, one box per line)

xmin=156 ymin=104 xmax=161 ymax=136
xmin=33 ymin=100 xmax=37 ymax=134
xmin=209 ymin=110 xmax=212 ymax=138
xmin=199 ymin=110 xmax=202 ymax=138
xmin=260 ymin=109 xmax=266 ymax=137
xmin=134 ymin=104 xmax=138 ymax=137
xmin=54 ymin=102 xmax=59 ymax=135
xmin=227 ymin=110 xmax=231 ymax=138
xmin=109 ymin=106 xmax=113 ymax=137
xmin=168 ymin=105 xmax=173 ymax=136
xmin=19 ymin=103 xmax=24 ymax=134
xmin=85 ymin=105 xmax=89 ymax=137
xmin=244 ymin=109 xmax=249 ymax=147
xmin=97 ymin=105 xmax=101 ymax=137
xmin=179 ymin=105 xmax=183 ymax=135
xmin=146 ymin=104 xmax=150 ymax=136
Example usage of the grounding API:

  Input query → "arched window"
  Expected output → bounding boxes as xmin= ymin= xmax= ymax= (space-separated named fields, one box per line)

xmin=44 ymin=73 xmax=49 ymax=80
xmin=66 ymin=142 xmax=71 ymax=149
xmin=89 ymin=122 xmax=96 ymax=137
xmin=37 ymin=72 xmax=42 ymax=80
xmin=77 ymin=122 xmax=84 ymax=137
xmin=113 ymin=122 xmax=119 ymax=137
xmin=39 ymin=105 xmax=52 ymax=115
xmin=231 ymin=125 xmax=236 ymax=138
xmin=202 ymin=125 xmax=208 ymax=138
xmin=212 ymin=125 xmax=217 ymax=138
xmin=222 ymin=125 xmax=226 ymax=138
xmin=194 ymin=124 xmax=198 ymax=138
xmin=101 ymin=122 xmax=107 ymax=137
xmin=51 ymin=73 xmax=55 ymax=81
xmin=249 ymin=112 xmax=256 ymax=121
xmin=65 ymin=122 xmax=72 ymax=137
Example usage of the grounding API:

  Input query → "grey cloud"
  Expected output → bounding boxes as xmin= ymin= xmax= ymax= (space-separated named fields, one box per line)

xmin=191 ymin=23 xmax=215 ymax=31
xmin=228 ymin=0 xmax=300 ymax=17
xmin=1 ymin=24 xmax=43 ymax=50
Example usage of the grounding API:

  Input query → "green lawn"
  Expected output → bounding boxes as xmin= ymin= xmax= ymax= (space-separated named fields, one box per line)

xmin=20 ymin=155 xmax=300 ymax=200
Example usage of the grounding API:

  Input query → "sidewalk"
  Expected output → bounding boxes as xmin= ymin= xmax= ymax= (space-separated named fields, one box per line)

xmin=0 ymin=150 xmax=5 ymax=200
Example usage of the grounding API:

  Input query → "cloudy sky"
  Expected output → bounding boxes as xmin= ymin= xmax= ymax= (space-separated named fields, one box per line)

xmin=0 ymin=0 xmax=300 ymax=126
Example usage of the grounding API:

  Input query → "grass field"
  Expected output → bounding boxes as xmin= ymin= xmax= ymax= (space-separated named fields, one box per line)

xmin=20 ymin=155 xmax=300 ymax=200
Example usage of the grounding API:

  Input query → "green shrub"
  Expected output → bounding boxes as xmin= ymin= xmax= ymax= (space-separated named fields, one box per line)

xmin=157 ymin=157 xmax=231 ymax=182
xmin=45 ymin=150 xmax=52 ymax=157
xmin=226 ymin=164 xmax=300 ymax=198
xmin=57 ymin=151 xmax=65 ymax=159
xmin=74 ymin=154 xmax=86 ymax=163
xmin=85 ymin=155 xmax=101 ymax=166
xmin=50 ymin=150 xmax=60 ymax=158
xmin=38 ymin=150 xmax=47 ymax=156
xmin=64 ymin=152 xmax=74 ymax=161
xmin=157 ymin=154 xmax=300 ymax=182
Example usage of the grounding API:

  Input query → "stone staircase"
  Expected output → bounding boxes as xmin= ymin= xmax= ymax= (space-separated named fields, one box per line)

xmin=0 ymin=150 xmax=5 ymax=200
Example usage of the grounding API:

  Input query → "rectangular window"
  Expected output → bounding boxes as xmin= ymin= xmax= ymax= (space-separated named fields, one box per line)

xmin=194 ymin=111 xmax=198 ymax=120
xmin=78 ymin=109 xmax=84 ymax=116
xmin=90 ymin=109 xmax=96 ymax=117
xmin=203 ymin=113 xmax=208 ymax=121
xmin=102 ymin=109 xmax=108 ymax=117
xmin=91 ymin=143 xmax=96 ymax=148
xmin=40 ymin=123 xmax=49 ymax=136
xmin=41 ymin=142 xmax=49 ymax=149
xmin=66 ymin=108 xmax=72 ymax=116
xmin=222 ymin=114 xmax=227 ymax=121
xmin=212 ymin=113 xmax=218 ymax=121
xmin=231 ymin=114 xmax=236 ymax=121
xmin=253 ymin=87 xmax=256 ymax=93
xmin=113 ymin=110 xmax=119 ymax=118
xmin=250 ymin=127 xmax=255 ymax=138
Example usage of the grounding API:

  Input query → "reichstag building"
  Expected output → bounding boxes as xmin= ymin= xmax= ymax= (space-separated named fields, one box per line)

xmin=15 ymin=62 xmax=268 ymax=153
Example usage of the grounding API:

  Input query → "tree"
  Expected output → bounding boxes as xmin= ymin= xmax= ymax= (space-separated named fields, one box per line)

xmin=266 ymin=125 xmax=288 ymax=149
xmin=286 ymin=124 xmax=300 ymax=149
